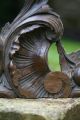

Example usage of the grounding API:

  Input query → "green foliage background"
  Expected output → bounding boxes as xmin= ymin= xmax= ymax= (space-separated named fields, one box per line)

xmin=48 ymin=38 xmax=80 ymax=71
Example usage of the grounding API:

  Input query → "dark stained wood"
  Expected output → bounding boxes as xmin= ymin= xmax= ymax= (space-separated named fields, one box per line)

xmin=44 ymin=72 xmax=71 ymax=98
xmin=0 ymin=0 xmax=79 ymax=98
xmin=73 ymin=67 xmax=80 ymax=86
xmin=2 ymin=0 xmax=64 ymax=98
xmin=44 ymin=72 xmax=63 ymax=94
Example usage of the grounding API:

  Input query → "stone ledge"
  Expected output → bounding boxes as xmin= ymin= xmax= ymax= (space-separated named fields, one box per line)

xmin=0 ymin=98 xmax=80 ymax=120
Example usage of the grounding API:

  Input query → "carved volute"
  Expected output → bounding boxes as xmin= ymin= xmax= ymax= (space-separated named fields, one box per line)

xmin=0 ymin=0 xmax=80 ymax=98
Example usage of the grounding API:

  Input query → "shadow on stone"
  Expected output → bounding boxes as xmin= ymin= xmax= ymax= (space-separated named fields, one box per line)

xmin=63 ymin=105 xmax=80 ymax=120
xmin=0 ymin=112 xmax=46 ymax=120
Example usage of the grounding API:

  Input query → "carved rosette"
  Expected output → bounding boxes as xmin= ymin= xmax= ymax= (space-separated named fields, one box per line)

xmin=0 ymin=0 xmax=80 ymax=98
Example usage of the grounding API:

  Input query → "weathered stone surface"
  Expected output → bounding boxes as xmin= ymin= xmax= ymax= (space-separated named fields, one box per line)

xmin=0 ymin=99 xmax=80 ymax=120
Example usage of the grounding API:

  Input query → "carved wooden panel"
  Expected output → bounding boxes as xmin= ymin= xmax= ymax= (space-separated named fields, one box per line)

xmin=0 ymin=0 xmax=80 ymax=98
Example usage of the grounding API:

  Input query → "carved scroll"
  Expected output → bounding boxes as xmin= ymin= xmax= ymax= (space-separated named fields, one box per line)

xmin=0 ymin=0 xmax=80 ymax=98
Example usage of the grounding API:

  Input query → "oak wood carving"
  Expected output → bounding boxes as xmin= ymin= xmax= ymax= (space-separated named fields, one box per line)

xmin=0 ymin=0 xmax=80 ymax=98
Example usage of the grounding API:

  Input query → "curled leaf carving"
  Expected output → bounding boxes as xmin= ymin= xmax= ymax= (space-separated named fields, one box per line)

xmin=0 ymin=0 xmax=79 ymax=98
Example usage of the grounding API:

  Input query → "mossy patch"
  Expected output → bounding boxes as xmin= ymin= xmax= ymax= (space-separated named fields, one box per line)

xmin=63 ymin=105 xmax=80 ymax=120
xmin=0 ymin=112 xmax=46 ymax=120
